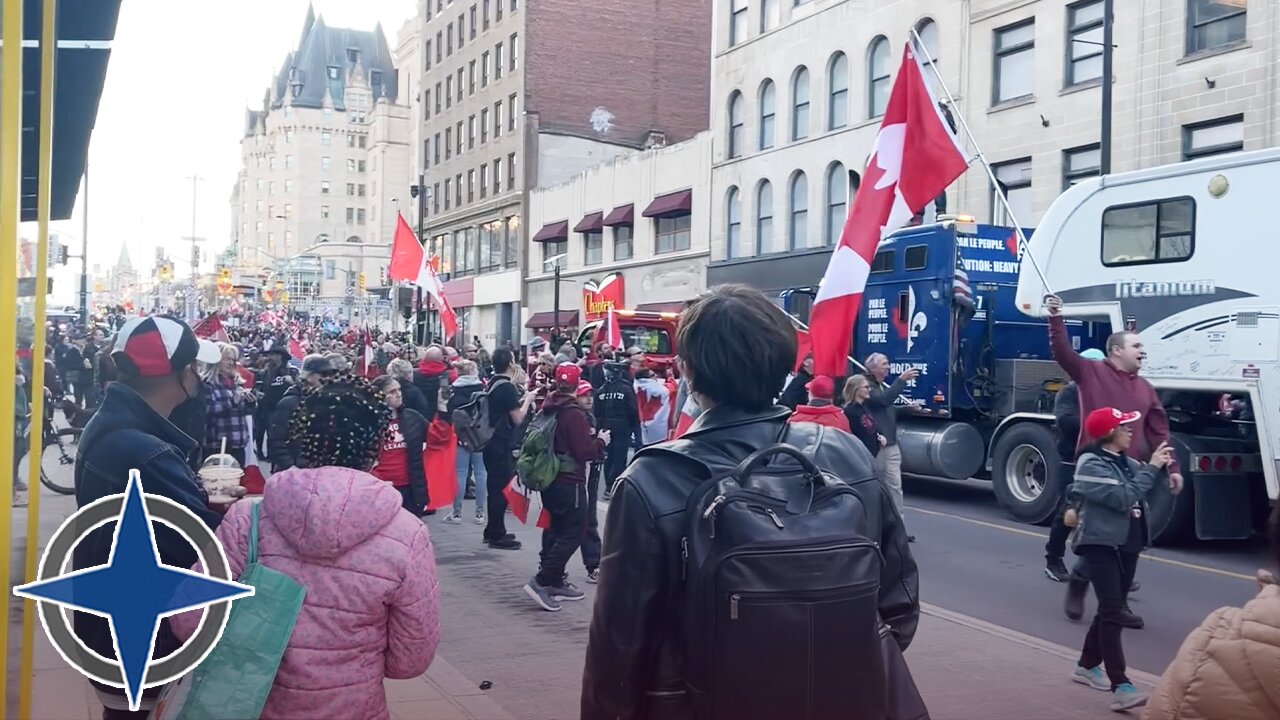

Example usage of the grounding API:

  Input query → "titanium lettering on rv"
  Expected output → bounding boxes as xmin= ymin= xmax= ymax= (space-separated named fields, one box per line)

xmin=1113 ymin=280 xmax=1216 ymax=299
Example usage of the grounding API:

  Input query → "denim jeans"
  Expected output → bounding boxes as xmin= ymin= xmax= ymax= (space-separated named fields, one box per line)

xmin=454 ymin=445 xmax=488 ymax=516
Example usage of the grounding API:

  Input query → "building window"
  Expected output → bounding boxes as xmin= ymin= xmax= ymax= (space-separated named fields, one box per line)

xmin=655 ymin=215 xmax=691 ymax=254
xmin=285 ymin=129 xmax=293 ymax=143
xmin=320 ymin=205 xmax=330 ymax=220
xmin=788 ymin=171 xmax=808 ymax=249
xmin=825 ymin=162 xmax=847 ymax=245
xmin=347 ymin=182 xmax=356 ymax=197
xmin=496 ymin=43 xmax=504 ymax=79
xmin=467 ymin=169 xmax=476 ymax=201
xmin=828 ymin=52 xmax=848 ymax=129
xmin=992 ymin=158 xmax=1032 ymax=227
xmin=446 ymin=75 xmax=454 ymax=107
xmin=255 ymin=221 xmax=263 ymax=232
xmin=481 ymin=108 xmax=490 ymax=143
xmin=759 ymin=79 xmax=776 ymax=149
xmin=729 ymin=0 xmax=748 ymax=46
xmin=755 ymin=179 xmax=773 ymax=255
xmin=455 ymin=173 xmax=463 ymax=206
xmin=614 ymin=225 xmax=634 ymax=261
xmin=508 ymin=94 xmax=518 ymax=130
xmin=347 ymin=134 xmax=356 ymax=148
xmin=447 ymin=23 xmax=454 ymax=54
xmin=494 ymin=158 xmax=503 ymax=193
xmin=436 ymin=30 xmax=443 ymax=61
xmin=433 ymin=183 xmax=440 ymax=213
xmin=726 ymin=187 xmax=743 ymax=258
xmin=268 ymin=182 xmax=276 ymax=195
xmin=584 ymin=231 xmax=603 ymax=265
xmin=283 ymin=203 xmax=292 ymax=218
xmin=1102 ymin=197 xmax=1195 ymax=266
xmin=321 ymin=156 xmax=331 ymax=170
xmin=915 ymin=18 xmax=940 ymax=90
xmin=346 ymin=207 xmax=355 ymax=223
xmin=358 ymin=184 xmax=366 ymax=197
xmin=505 ymin=216 xmax=518 ymax=267
xmin=469 ymin=115 xmax=477 ymax=149
xmin=325 ymin=260 xmax=336 ymax=280
xmin=469 ymin=60 xmax=477 ymax=94
xmin=482 ymin=51 xmax=491 ymax=86
xmin=542 ymin=239 xmax=567 ymax=266
xmin=791 ymin=66 xmax=810 ymax=141
xmin=1062 ymin=143 xmax=1101 ymax=190
xmin=458 ymin=14 xmax=465 ymax=46
xmin=1187 ymin=0 xmax=1246 ymax=55
xmin=284 ymin=179 xmax=294 ymax=192
xmin=867 ymin=36 xmax=891 ymax=117
xmin=727 ymin=91 xmax=744 ymax=158
xmin=480 ymin=163 xmax=489 ymax=197
xmin=1065 ymin=1 xmax=1104 ymax=86
xmin=426 ymin=39 xmax=433 ymax=69
xmin=445 ymin=128 xmax=453 ymax=159
xmin=327 ymin=65 xmax=340 ymax=80
xmin=494 ymin=100 xmax=503 ymax=136
xmin=435 ymin=81 xmax=442 ymax=113
xmin=994 ymin=20 xmax=1036 ymax=104
xmin=357 ymin=209 xmax=366 ymax=225
xmin=483 ymin=0 xmax=490 ymax=28
xmin=760 ymin=0 xmax=779 ymax=31
xmin=1182 ymin=115 xmax=1244 ymax=160
xmin=510 ymin=33 xmax=518 ymax=70
xmin=444 ymin=179 xmax=452 ymax=210
xmin=456 ymin=121 xmax=464 ymax=154
xmin=470 ymin=4 xmax=477 ymax=38
xmin=285 ymin=155 xmax=294 ymax=169
xmin=256 ymin=200 xmax=264 ymax=213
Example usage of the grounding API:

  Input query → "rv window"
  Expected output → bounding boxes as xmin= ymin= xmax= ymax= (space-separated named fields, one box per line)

xmin=897 ymin=291 xmax=910 ymax=325
xmin=904 ymin=245 xmax=928 ymax=270
xmin=1101 ymin=197 xmax=1195 ymax=267
xmin=871 ymin=250 xmax=894 ymax=273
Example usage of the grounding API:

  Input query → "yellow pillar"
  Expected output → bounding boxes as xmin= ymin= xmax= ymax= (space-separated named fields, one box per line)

xmin=19 ymin=0 xmax=56 ymax=715
xmin=0 ymin=0 xmax=25 ymax=713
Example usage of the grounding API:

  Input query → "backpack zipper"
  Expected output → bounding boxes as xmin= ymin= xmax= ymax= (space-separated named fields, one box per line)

xmin=730 ymin=593 xmax=740 ymax=620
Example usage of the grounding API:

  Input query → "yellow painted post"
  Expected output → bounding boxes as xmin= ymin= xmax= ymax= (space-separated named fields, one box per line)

xmin=19 ymin=0 xmax=56 ymax=716
xmin=0 ymin=0 xmax=25 ymax=714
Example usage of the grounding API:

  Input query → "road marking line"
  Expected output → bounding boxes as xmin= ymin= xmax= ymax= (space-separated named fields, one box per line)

xmin=921 ymin=603 xmax=1163 ymax=688
xmin=907 ymin=505 xmax=1258 ymax=582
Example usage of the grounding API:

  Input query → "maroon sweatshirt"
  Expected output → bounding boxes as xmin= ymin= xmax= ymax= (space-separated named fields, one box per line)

xmin=543 ymin=392 xmax=606 ymax=485
xmin=1049 ymin=315 xmax=1180 ymax=474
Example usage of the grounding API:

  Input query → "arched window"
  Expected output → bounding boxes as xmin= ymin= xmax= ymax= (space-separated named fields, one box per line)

xmin=825 ymin=162 xmax=847 ymax=245
xmin=728 ymin=91 xmax=744 ymax=158
xmin=915 ymin=18 xmax=940 ymax=90
xmin=828 ymin=52 xmax=848 ymax=130
xmin=788 ymin=171 xmax=808 ymax=250
xmin=347 ymin=235 xmax=362 ymax=244
xmin=759 ymin=80 xmax=776 ymax=150
xmin=791 ymin=67 xmax=810 ymax=141
xmin=755 ymin=179 xmax=773 ymax=255
xmin=726 ymin=187 xmax=743 ymax=258
xmin=868 ymin=36 xmax=890 ymax=118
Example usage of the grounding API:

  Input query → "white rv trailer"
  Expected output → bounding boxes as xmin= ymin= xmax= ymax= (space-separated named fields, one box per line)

xmin=1014 ymin=147 xmax=1279 ymax=541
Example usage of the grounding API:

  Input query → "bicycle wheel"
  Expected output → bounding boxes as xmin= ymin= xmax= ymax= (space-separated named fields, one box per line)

xmin=37 ymin=427 xmax=78 ymax=495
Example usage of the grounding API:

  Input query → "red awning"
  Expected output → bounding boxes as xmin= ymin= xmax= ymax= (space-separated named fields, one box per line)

xmin=602 ymin=204 xmax=634 ymax=226
xmin=635 ymin=301 xmax=687 ymax=314
xmin=574 ymin=212 xmax=604 ymax=233
xmin=525 ymin=310 xmax=580 ymax=329
xmin=641 ymin=190 xmax=693 ymax=218
xmin=531 ymin=220 xmax=569 ymax=243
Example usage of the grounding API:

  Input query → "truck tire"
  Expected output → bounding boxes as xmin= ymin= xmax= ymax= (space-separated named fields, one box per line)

xmin=1147 ymin=437 xmax=1195 ymax=544
xmin=991 ymin=423 xmax=1063 ymax=525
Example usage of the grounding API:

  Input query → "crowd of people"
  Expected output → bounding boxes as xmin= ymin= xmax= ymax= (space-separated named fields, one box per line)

xmin=37 ymin=284 xmax=1280 ymax=720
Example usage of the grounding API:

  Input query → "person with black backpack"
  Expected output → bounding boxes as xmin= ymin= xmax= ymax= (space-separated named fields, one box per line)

xmin=581 ymin=284 xmax=921 ymax=720
xmin=480 ymin=348 xmax=535 ymax=550
xmin=444 ymin=359 xmax=488 ymax=525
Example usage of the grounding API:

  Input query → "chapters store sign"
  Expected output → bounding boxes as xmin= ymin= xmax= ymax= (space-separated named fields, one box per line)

xmin=583 ymin=273 xmax=625 ymax=321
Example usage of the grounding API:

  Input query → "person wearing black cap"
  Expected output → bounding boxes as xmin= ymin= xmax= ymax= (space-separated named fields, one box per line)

xmin=268 ymin=354 xmax=336 ymax=472
xmin=74 ymin=315 xmax=224 ymax=718
xmin=254 ymin=347 xmax=295 ymax=457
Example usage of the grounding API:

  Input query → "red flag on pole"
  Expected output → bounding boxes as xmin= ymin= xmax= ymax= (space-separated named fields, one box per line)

xmin=389 ymin=213 xmax=425 ymax=282
xmin=415 ymin=251 xmax=458 ymax=340
xmin=605 ymin=306 xmax=622 ymax=348
xmin=192 ymin=313 xmax=229 ymax=344
xmin=808 ymin=43 xmax=968 ymax=377
xmin=794 ymin=328 xmax=812 ymax=373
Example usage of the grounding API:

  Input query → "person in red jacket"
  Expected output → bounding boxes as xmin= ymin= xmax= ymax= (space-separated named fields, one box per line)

xmin=787 ymin=375 xmax=851 ymax=432
xmin=523 ymin=363 xmax=610 ymax=612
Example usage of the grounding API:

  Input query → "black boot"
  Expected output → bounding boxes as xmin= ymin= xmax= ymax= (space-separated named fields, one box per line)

xmin=1064 ymin=572 xmax=1089 ymax=621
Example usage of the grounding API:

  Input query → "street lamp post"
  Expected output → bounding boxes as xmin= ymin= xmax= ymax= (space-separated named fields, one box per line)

xmin=544 ymin=253 xmax=567 ymax=347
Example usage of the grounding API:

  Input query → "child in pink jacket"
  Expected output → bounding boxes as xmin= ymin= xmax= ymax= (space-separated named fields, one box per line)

xmin=172 ymin=373 xmax=441 ymax=720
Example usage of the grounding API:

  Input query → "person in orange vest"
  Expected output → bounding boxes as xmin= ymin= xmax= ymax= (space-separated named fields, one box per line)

xmin=787 ymin=375 xmax=850 ymax=432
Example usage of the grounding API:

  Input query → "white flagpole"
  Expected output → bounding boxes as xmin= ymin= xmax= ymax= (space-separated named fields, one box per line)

xmin=908 ymin=27 xmax=1053 ymax=295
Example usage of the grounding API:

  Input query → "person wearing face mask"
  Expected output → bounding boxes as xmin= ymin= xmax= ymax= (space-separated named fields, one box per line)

xmin=73 ymin=316 xmax=224 ymax=719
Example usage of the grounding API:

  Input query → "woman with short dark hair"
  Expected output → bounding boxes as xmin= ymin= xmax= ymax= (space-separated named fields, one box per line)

xmin=371 ymin=375 xmax=430 ymax=517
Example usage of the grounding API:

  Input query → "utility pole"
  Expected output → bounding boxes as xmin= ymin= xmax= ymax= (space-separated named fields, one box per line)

xmin=79 ymin=164 xmax=89 ymax=324
xmin=1100 ymin=0 xmax=1114 ymax=174
xmin=182 ymin=174 xmax=204 ymax=321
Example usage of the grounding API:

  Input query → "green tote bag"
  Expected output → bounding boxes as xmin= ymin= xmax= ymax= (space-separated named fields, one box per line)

xmin=152 ymin=501 xmax=307 ymax=720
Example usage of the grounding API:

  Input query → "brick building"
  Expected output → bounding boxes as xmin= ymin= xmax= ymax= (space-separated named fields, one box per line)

xmin=704 ymin=0 xmax=1275 ymax=307
xmin=409 ymin=0 xmax=710 ymax=348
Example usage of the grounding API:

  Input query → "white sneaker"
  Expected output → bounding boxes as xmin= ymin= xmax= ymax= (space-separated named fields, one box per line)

xmin=443 ymin=512 xmax=462 ymax=525
xmin=474 ymin=512 xmax=486 ymax=526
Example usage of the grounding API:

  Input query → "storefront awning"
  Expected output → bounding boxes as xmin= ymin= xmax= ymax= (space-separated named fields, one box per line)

xmin=602 ymin=204 xmax=634 ymax=227
xmin=573 ymin=211 xmax=604 ymax=233
xmin=531 ymin=220 xmax=569 ymax=243
xmin=641 ymin=190 xmax=693 ymax=218
xmin=525 ymin=310 xmax=579 ymax=329
xmin=635 ymin=301 xmax=687 ymax=314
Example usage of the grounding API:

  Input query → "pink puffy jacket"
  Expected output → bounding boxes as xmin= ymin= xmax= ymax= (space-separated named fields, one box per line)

xmin=171 ymin=467 xmax=441 ymax=720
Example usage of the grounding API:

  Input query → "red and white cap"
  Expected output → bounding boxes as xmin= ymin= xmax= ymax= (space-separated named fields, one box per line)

xmin=111 ymin=316 xmax=222 ymax=378
xmin=555 ymin=362 xmax=582 ymax=387
xmin=1083 ymin=407 xmax=1141 ymax=439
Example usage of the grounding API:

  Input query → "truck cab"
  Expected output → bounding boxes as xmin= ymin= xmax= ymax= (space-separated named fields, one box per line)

xmin=575 ymin=309 xmax=681 ymax=374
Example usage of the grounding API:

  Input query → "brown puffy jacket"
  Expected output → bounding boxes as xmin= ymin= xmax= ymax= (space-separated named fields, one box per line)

xmin=1144 ymin=571 xmax=1280 ymax=720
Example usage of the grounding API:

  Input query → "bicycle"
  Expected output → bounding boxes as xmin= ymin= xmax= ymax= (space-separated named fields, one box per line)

xmin=14 ymin=409 xmax=81 ymax=496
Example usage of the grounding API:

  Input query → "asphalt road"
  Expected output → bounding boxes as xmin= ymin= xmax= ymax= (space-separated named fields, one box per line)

xmin=902 ymin=474 xmax=1269 ymax=675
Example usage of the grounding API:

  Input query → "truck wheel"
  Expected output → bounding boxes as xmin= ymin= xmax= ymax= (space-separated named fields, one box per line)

xmin=991 ymin=424 xmax=1063 ymax=525
xmin=1147 ymin=438 xmax=1195 ymax=544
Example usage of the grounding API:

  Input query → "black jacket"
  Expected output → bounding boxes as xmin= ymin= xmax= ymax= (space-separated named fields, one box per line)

xmin=593 ymin=373 xmax=639 ymax=430
xmin=168 ymin=384 xmax=210 ymax=472
xmin=1053 ymin=382 xmax=1081 ymax=462
xmin=394 ymin=407 xmax=431 ymax=514
xmin=255 ymin=367 xmax=295 ymax=422
xmin=413 ymin=369 xmax=449 ymax=424
xmin=268 ymin=384 xmax=305 ymax=470
xmin=400 ymin=380 xmax=430 ymax=420
xmin=778 ymin=369 xmax=812 ymax=410
xmin=580 ymin=406 xmax=919 ymax=720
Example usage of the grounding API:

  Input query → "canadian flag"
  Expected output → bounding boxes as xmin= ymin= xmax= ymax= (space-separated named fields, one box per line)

xmin=809 ymin=42 xmax=969 ymax=376
xmin=416 ymin=252 xmax=459 ymax=340
xmin=596 ymin=305 xmax=623 ymax=349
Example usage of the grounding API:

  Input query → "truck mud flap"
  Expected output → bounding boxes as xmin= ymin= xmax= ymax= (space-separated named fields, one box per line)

xmin=1193 ymin=474 xmax=1254 ymax=541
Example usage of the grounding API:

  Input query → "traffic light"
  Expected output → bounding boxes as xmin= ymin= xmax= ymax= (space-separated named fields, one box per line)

xmin=357 ymin=272 xmax=366 ymax=293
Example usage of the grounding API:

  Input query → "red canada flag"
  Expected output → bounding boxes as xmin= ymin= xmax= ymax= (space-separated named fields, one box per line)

xmin=388 ymin=213 xmax=425 ymax=282
xmin=809 ymin=43 xmax=969 ymax=376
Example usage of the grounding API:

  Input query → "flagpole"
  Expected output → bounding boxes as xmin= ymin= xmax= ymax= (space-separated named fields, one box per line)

xmin=908 ymin=28 xmax=1053 ymax=295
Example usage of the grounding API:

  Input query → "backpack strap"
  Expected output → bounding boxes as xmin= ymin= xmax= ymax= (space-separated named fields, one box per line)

xmin=247 ymin=500 xmax=262 ymax=566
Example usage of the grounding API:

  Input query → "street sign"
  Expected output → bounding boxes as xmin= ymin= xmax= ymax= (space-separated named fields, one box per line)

xmin=345 ymin=286 xmax=355 ymax=297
